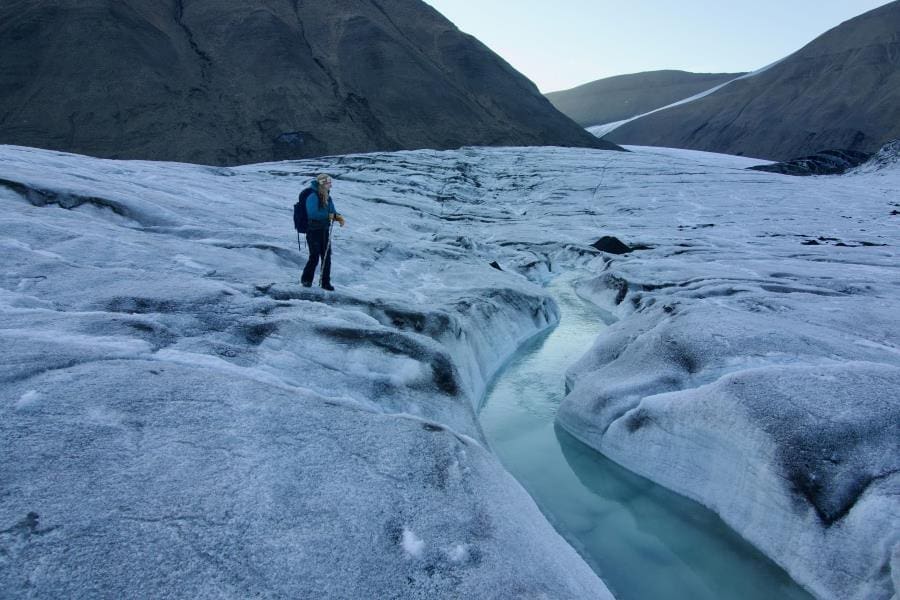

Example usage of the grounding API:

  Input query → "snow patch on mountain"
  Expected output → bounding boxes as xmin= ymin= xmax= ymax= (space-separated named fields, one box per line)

xmin=587 ymin=57 xmax=789 ymax=137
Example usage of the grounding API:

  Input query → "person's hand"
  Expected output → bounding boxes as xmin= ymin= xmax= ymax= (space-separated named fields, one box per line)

xmin=334 ymin=215 xmax=346 ymax=227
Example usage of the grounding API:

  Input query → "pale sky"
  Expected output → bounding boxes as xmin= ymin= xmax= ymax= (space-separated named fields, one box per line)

xmin=423 ymin=0 xmax=896 ymax=93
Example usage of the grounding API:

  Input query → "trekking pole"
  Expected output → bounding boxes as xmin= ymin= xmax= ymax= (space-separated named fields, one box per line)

xmin=318 ymin=218 xmax=335 ymax=287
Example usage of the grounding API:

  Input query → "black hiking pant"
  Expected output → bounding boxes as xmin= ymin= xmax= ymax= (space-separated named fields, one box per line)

xmin=301 ymin=226 xmax=331 ymax=286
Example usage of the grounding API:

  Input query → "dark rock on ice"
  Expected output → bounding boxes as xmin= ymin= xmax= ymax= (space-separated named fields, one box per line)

xmin=592 ymin=236 xmax=632 ymax=254
xmin=851 ymin=139 xmax=900 ymax=174
xmin=748 ymin=149 xmax=872 ymax=176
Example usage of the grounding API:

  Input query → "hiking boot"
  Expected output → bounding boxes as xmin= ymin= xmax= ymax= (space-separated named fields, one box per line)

xmin=322 ymin=283 xmax=335 ymax=292
xmin=301 ymin=280 xmax=312 ymax=288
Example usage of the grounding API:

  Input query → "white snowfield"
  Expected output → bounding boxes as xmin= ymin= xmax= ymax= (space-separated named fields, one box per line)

xmin=0 ymin=142 xmax=897 ymax=599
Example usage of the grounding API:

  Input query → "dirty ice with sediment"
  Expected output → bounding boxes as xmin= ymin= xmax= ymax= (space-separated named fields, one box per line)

xmin=0 ymin=142 xmax=898 ymax=600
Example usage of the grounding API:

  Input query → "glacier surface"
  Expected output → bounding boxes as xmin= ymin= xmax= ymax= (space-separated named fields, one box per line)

xmin=1 ymin=142 xmax=898 ymax=599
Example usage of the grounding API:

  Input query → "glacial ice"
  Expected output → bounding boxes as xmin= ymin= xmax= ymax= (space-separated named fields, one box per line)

xmin=558 ymin=145 xmax=900 ymax=600
xmin=0 ymin=144 xmax=608 ymax=598
xmin=1 ymin=141 xmax=897 ymax=599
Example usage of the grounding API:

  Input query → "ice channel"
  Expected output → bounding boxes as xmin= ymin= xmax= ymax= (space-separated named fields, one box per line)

xmin=478 ymin=273 xmax=814 ymax=600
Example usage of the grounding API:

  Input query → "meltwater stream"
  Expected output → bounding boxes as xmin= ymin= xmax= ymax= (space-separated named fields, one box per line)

xmin=478 ymin=275 xmax=813 ymax=600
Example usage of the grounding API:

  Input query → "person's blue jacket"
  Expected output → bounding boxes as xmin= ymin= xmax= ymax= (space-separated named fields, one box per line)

xmin=305 ymin=180 xmax=340 ymax=229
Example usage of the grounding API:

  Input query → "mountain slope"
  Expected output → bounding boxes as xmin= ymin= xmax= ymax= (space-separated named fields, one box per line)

xmin=0 ymin=0 xmax=617 ymax=165
xmin=546 ymin=70 xmax=743 ymax=127
xmin=603 ymin=1 xmax=900 ymax=160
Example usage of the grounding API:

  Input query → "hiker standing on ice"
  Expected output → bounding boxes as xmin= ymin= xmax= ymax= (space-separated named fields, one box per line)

xmin=300 ymin=173 xmax=345 ymax=291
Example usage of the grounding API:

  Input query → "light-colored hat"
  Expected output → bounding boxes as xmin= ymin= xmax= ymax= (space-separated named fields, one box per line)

xmin=316 ymin=173 xmax=332 ymax=185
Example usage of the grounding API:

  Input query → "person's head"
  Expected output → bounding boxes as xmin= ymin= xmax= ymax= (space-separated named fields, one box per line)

xmin=316 ymin=173 xmax=332 ymax=189
xmin=315 ymin=173 xmax=332 ymax=205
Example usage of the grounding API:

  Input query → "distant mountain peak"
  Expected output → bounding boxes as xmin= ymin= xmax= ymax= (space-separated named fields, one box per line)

xmin=546 ymin=71 xmax=744 ymax=128
xmin=600 ymin=1 xmax=900 ymax=160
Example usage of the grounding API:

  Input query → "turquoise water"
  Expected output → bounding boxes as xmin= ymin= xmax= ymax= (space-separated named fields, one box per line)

xmin=478 ymin=275 xmax=813 ymax=600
